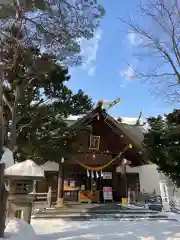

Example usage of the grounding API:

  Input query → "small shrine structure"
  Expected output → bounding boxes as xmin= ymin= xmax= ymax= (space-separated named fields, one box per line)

xmin=4 ymin=159 xmax=44 ymax=224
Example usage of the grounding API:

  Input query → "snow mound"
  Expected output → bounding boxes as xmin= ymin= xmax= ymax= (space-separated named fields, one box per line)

xmin=5 ymin=160 xmax=44 ymax=178
xmin=163 ymin=212 xmax=180 ymax=221
xmin=3 ymin=218 xmax=36 ymax=240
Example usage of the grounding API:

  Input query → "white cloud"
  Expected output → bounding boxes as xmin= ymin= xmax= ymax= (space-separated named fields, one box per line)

xmin=119 ymin=33 xmax=141 ymax=87
xmin=127 ymin=33 xmax=142 ymax=45
xmin=120 ymin=65 xmax=136 ymax=80
xmin=87 ymin=67 xmax=95 ymax=76
xmin=119 ymin=83 xmax=126 ymax=88
xmin=79 ymin=28 xmax=102 ymax=76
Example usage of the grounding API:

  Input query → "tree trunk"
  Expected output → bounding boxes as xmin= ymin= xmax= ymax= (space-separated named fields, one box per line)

xmin=56 ymin=161 xmax=64 ymax=207
xmin=173 ymin=185 xmax=176 ymax=197
xmin=8 ymin=85 xmax=22 ymax=152
xmin=9 ymin=105 xmax=17 ymax=151
xmin=0 ymin=55 xmax=6 ymax=238
xmin=0 ymin=164 xmax=7 ymax=238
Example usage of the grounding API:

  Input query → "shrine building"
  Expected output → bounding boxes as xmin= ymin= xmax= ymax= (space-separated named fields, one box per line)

xmin=36 ymin=102 xmax=149 ymax=203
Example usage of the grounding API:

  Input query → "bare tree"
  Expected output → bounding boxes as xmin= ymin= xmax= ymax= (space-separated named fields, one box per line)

xmin=120 ymin=0 xmax=180 ymax=102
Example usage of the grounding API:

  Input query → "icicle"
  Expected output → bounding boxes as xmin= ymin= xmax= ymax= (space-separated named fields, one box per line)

xmin=96 ymin=171 xmax=99 ymax=178
xmin=91 ymin=170 xmax=94 ymax=178
xmin=100 ymin=170 xmax=103 ymax=177
xmin=87 ymin=169 xmax=90 ymax=177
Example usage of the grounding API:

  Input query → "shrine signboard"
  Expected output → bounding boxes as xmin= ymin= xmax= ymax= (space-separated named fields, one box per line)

xmin=89 ymin=135 xmax=100 ymax=150
xmin=103 ymin=186 xmax=113 ymax=201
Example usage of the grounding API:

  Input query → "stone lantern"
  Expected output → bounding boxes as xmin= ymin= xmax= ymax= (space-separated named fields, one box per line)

xmin=4 ymin=159 xmax=44 ymax=224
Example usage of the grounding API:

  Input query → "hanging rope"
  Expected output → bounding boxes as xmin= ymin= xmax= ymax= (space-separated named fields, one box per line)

xmin=72 ymin=156 xmax=116 ymax=171
xmin=72 ymin=144 xmax=132 ymax=171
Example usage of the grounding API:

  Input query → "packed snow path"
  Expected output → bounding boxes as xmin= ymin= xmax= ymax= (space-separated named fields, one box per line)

xmin=31 ymin=218 xmax=180 ymax=239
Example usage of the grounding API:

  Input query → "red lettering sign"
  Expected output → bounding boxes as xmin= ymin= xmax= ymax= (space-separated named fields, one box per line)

xmin=103 ymin=187 xmax=112 ymax=192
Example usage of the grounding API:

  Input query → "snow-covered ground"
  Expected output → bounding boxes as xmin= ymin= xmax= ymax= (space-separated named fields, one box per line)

xmin=1 ymin=218 xmax=36 ymax=240
xmin=31 ymin=215 xmax=180 ymax=240
xmin=3 ymin=213 xmax=180 ymax=240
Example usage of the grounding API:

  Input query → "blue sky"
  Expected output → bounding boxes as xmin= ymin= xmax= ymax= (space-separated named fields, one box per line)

xmin=67 ymin=0 xmax=180 ymax=119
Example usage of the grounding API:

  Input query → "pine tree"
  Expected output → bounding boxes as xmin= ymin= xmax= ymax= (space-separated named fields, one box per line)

xmin=0 ymin=0 xmax=105 ymax=64
xmin=144 ymin=110 xmax=180 ymax=186
xmin=3 ymin=44 xmax=93 ymax=159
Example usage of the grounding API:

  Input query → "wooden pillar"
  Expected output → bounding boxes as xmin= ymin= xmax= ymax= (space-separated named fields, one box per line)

xmin=124 ymin=165 xmax=128 ymax=198
xmin=120 ymin=174 xmax=128 ymax=199
xmin=56 ymin=158 xmax=64 ymax=207
xmin=112 ymin=167 xmax=117 ymax=201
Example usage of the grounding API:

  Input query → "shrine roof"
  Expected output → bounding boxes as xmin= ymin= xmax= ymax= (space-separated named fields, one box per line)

xmin=102 ymin=112 xmax=146 ymax=149
xmin=5 ymin=159 xmax=44 ymax=180
xmin=66 ymin=106 xmax=148 ymax=150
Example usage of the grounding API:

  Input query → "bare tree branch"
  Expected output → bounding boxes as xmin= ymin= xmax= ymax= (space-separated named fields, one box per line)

xmin=119 ymin=0 xmax=180 ymax=101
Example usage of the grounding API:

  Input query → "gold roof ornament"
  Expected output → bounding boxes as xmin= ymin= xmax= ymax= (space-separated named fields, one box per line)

xmin=98 ymin=98 xmax=120 ymax=110
xmin=106 ymin=98 xmax=120 ymax=110
xmin=135 ymin=108 xmax=142 ymax=126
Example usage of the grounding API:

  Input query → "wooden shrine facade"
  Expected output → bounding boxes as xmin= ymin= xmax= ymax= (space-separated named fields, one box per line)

xmin=36 ymin=104 xmax=146 ymax=203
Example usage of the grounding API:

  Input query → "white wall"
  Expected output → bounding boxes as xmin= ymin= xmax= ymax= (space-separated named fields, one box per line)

xmin=116 ymin=165 xmax=140 ymax=174
xmin=116 ymin=164 xmax=161 ymax=194
xmin=138 ymin=165 xmax=180 ymax=200
xmin=116 ymin=164 xmax=180 ymax=201
xmin=139 ymin=164 xmax=161 ymax=194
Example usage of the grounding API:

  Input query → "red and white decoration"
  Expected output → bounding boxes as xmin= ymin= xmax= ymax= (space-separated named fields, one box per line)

xmin=103 ymin=186 xmax=113 ymax=201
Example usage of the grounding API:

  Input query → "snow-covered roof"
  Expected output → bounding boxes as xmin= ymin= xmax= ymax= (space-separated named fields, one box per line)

xmin=119 ymin=124 xmax=145 ymax=143
xmin=66 ymin=115 xmax=148 ymax=144
xmin=114 ymin=117 xmax=143 ymax=125
xmin=5 ymin=160 xmax=44 ymax=178
xmin=66 ymin=115 xmax=147 ymax=125
xmin=40 ymin=161 xmax=59 ymax=171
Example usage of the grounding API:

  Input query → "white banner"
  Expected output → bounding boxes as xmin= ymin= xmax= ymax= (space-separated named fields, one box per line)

xmin=70 ymin=181 xmax=75 ymax=187
xmin=103 ymin=172 xmax=112 ymax=179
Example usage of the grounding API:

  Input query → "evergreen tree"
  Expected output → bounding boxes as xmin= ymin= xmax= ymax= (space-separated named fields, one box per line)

xmin=2 ymin=42 xmax=93 ymax=157
xmin=0 ymin=0 xmax=104 ymax=64
xmin=1 ymin=43 xmax=93 ymax=209
xmin=0 ymin=0 xmax=101 ymax=233
xmin=1 ymin=0 xmax=103 ymax=152
xmin=144 ymin=110 xmax=180 ymax=186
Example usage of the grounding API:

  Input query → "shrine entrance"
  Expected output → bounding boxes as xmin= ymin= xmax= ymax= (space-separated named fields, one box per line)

xmin=77 ymin=170 xmax=114 ymax=203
